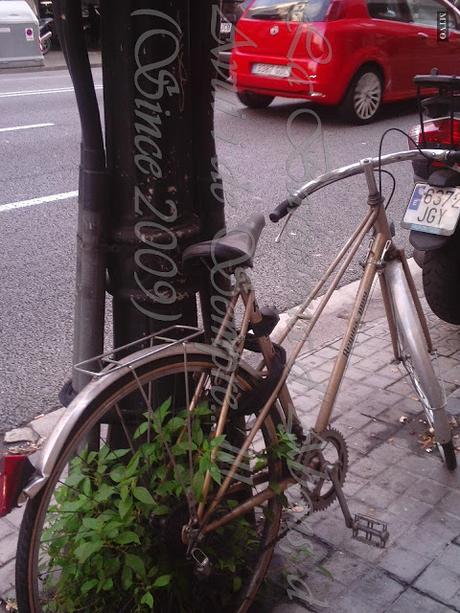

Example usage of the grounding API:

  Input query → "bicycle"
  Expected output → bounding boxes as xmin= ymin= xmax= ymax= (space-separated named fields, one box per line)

xmin=14 ymin=147 xmax=460 ymax=612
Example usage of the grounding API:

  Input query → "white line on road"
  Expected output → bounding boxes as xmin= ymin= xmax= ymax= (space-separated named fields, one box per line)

xmin=0 ymin=122 xmax=54 ymax=133
xmin=0 ymin=85 xmax=102 ymax=99
xmin=0 ymin=191 xmax=78 ymax=213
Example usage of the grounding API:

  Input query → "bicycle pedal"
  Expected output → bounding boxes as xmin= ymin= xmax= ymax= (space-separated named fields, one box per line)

xmin=352 ymin=513 xmax=389 ymax=548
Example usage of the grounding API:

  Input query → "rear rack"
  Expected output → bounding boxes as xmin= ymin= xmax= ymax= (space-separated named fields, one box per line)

xmin=74 ymin=325 xmax=203 ymax=378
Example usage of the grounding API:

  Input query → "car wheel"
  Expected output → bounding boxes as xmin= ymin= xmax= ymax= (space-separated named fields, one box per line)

xmin=340 ymin=68 xmax=383 ymax=124
xmin=237 ymin=91 xmax=274 ymax=109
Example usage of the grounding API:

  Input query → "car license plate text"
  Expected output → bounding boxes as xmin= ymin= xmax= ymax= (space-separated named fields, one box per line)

xmin=402 ymin=183 xmax=460 ymax=236
xmin=251 ymin=63 xmax=291 ymax=78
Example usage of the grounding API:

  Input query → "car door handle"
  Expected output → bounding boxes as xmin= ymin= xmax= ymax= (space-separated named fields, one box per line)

xmin=417 ymin=31 xmax=429 ymax=38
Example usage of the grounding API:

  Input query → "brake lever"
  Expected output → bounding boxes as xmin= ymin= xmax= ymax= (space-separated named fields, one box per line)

xmin=275 ymin=212 xmax=294 ymax=243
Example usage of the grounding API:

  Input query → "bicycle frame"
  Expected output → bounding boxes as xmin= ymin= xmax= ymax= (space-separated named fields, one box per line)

xmin=195 ymin=158 xmax=437 ymax=536
xmin=18 ymin=150 xmax=453 ymax=532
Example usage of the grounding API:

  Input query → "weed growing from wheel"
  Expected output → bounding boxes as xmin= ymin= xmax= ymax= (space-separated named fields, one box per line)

xmin=38 ymin=397 xmax=303 ymax=612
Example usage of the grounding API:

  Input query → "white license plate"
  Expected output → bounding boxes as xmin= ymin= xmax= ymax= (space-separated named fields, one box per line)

xmin=220 ymin=22 xmax=232 ymax=34
xmin=251 ymin=63 xmax=291 ymax=78
xmin=402 ymin=183 xmax=460 ymax=235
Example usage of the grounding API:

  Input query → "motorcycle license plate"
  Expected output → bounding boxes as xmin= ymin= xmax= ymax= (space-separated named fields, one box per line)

xmin=402 ymin=183 xmax=460 ymax=236
xmin=220 ymin=22 xmax=232 ymax=34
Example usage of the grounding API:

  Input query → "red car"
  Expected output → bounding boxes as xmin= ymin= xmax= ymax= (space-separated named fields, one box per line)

xmin=231 ymin=0 xmax=460 ymax=123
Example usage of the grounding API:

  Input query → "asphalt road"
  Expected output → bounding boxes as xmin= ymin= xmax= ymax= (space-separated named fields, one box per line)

xmin=0 ymin=67 xmax=420 ymax=431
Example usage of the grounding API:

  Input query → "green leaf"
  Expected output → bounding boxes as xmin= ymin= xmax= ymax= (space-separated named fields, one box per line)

xmin=118 ymin=497 xmax=132 ymax=520
xmin=74 ymin=540 xmax=103 ymax=564
xmin=121 ymin=564 xmax=133 ymax=590
xmin=106 ymin=448 xmax=131 ymax=461
xmin=133 ymin=487 xmax=155 ymax=506
xmin=134 ymin=421 xmax=149 ymax=440
xmin=153 ymin=574 xmax=171 ymax=588
xmin=61 ymin=497 xmax=88 ymax=513
xmin=115 ymin=531 xmax=141 ymax=545
xmin=94 ymin=483 xmax=115 ymax=503
xmin=140 ymin=592 xmax=154 ymax=608
xmin=110 ymin=466 xmax=126 ymax=483
xmin=125 ymin=553 xmax=146 ymax=578
xmin=64 ymin=471 xmax=86 ymax=488
xmin=82 ymin=477 xmax=92 ymax=497
xmin=209 ymin=464 xmax=222 ymax=485
xmin=194 ymin=402 xmax=211 ymax=416
xmin=192 ymin=472 xmax=205 ymax=500
xmin=82 ymin=517 xmax=101 ymax=531
xmin=81 ymin=578 xmax=98 ymax=594
xmin=167 ymin=416 xmax=185 ymax=432
xmin=102 ymin=577 xmax=113 ymax=591
xmin=210 ymin=435 xmax=226 ymax=449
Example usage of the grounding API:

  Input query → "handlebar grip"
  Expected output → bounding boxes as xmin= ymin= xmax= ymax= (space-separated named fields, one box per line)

xmin=269 ymin=196 xmax=303 ymax=223
xmin=446 ymin=150 xmax=460 ymax=164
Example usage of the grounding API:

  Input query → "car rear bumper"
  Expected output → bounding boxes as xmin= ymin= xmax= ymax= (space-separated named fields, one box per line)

xmin=231 ymin=51 xmax=344 ymax=105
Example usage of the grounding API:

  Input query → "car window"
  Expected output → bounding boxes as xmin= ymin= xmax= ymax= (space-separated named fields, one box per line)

xmin=367 ymin=0 xmax=411 ymax=21
xmin=405 ymin=0 xmax=457 ymax=27
xmin=245 ymin=0 xmax=332 ymax=23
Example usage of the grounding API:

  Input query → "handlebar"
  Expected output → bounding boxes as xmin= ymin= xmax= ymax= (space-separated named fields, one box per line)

xmin=270 ymin=148 xmax=460 ymax=222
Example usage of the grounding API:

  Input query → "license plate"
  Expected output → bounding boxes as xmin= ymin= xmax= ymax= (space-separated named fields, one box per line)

xmin=402 ymin=183 xmax=460 ymax=236
xmin=251 ymin=63 xmax=291 ymax=78
xmin=220 ymin=22 xmax=232 ymax=34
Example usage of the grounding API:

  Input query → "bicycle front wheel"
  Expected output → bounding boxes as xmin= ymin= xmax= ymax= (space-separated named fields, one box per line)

xmin=385 ymin=260 xmax=457 ymax=471
xmin=16 ymin=346 xmax=283 ymax=613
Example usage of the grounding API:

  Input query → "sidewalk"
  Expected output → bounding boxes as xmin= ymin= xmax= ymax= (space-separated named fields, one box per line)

xmin=1 ymin=265 xmax=460 ymax=611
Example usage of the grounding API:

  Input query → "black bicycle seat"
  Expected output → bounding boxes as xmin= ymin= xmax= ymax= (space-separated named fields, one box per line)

xmin=182 ymin=213 xmax=266 ymax=274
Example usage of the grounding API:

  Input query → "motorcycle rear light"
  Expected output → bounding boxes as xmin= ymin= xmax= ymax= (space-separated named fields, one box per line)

xmin=0 ymin=455 xmax=33 ymax=517
xmin=408 ymin=117 xmax=460 ymax=148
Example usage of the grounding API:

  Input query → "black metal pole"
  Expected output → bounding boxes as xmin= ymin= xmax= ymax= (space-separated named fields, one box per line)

xmin=53 ymin=0 xmax=108 ymax=399
xmin=100 ymin=0 xmax=225 ymax=349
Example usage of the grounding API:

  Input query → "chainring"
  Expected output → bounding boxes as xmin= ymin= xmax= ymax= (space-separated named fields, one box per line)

xmin=295 ymin=427 xmax=348 ymax=512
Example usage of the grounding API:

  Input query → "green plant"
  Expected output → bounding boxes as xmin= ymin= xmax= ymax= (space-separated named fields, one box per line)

xmin=40 ymin=399 xmax=261 ymax=613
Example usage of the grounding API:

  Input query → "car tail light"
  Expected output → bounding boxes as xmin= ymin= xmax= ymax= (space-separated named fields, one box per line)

xmin=0 ymin=454 xmax=34 ymax=517
xmin=326 ymin=0 xmax=345 ymax=21
xmin=408 ymin=117 xmax=460 ymax=149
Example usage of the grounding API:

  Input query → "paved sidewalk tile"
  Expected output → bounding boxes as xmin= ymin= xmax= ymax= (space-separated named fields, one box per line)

xmin=1 ymin=284 xmax=460 ymax=612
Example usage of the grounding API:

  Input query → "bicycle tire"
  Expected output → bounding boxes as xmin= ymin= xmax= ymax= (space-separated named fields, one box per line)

xmin=385 ymin=260 xmax=457 ymax=470
xmin=16 ymin=346 xmax=283 ymax=613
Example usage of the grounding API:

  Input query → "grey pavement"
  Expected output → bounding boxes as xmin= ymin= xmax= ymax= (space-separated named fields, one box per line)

xmin=0 ymin=62 xmax=422 ymax=432
xmin=1 ymin=264 xmax=460 ymax=611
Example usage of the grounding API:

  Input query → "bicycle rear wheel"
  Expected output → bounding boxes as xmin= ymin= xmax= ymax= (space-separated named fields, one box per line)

xmin=385 ymin=260 xmax=457 ymax=470
xmin=16 ymin=346 xmax=283 ymax=612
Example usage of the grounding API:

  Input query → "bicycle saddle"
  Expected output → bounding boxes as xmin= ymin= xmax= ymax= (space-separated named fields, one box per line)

xmin=182 ymin=213 xmax=266 ymax=273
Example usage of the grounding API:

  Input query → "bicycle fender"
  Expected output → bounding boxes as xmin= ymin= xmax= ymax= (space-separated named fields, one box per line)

xmin=19 ymin=343 xmax=260 ymax=503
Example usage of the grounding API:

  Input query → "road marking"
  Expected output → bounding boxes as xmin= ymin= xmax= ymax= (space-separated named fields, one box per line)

xmin=0 ymin=191 xmax=78 ymax=213
xmin=0 ymin=122 xmax=54 ymax=133
xmin=0 ymin=85 xmax=102 ymax=99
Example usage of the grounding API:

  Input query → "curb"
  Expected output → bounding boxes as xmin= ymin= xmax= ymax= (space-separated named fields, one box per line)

xmin=1 ymin=62 xmax=102 ymax=75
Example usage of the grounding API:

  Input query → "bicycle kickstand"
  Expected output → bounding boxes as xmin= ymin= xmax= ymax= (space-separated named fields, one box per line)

xmin=326 ymin=464 xmax=389 ymax=549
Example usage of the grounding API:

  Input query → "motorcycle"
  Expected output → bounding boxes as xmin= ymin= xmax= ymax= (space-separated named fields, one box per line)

xmin=39 ymin=17 xmax=54 ymax=55
xmin=405 ymin=71 xmax=460 ymax=325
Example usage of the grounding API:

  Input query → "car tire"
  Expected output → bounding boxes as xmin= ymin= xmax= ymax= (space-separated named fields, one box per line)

xmin=423 ymin=242 xmax=460 ymax=325
xmin=340 ymin=67 xmax=383 ymax=124
xmin=237 ymin=91 xmax=274 ymax=109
